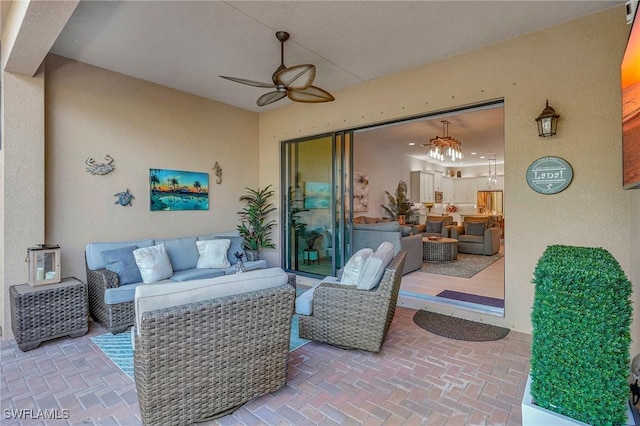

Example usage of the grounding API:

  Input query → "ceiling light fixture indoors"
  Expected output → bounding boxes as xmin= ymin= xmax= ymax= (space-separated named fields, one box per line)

xmin=219 ymin=31 xmax=335 ymax=107
xmin=421 ymin=120 xmax=463 ymax=162
xmin=486 ymin=153 xmax=498 ymax=186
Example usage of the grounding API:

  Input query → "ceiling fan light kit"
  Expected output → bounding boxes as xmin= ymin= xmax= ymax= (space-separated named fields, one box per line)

xmin=220 ymin=31 xmax=334 ymax=107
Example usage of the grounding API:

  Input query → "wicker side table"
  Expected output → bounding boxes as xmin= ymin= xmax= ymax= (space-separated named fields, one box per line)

xmin=10 ymin=277 xmax=88 ymax=351
xmin=422 ymin=237 xmax=458 ymax=263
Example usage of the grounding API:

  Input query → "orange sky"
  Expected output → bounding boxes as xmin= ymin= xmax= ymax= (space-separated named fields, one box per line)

xmin=622 ymin=20 xmax=640 ymax=88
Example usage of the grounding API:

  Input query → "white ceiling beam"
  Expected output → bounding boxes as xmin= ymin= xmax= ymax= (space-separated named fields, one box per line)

xmin=2 ymin=0 xmax=78 ymax=76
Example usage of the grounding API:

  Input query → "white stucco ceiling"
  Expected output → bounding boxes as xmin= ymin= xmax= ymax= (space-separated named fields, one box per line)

xmin=49 ymin=1 xmax=621 ymax=165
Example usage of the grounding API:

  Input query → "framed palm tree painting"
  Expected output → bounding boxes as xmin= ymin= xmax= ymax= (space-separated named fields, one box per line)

xmin=149 ymin=168 xmax=209 ymax=211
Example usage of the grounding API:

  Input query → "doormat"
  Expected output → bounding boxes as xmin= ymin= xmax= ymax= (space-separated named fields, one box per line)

xmin=419 ymin=252 xmax=503 ymax=278
xmin=92 ymin=315 xmax=309 ymax=380
xmin=436 ymin=290 xmax=504 ymax=308
xmin=413 ymin=310 xmax=510 ymax=341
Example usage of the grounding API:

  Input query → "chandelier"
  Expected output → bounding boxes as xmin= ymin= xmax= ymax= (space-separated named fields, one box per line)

xmin=422 ymin=120 xmax=462 ymax=162
xmin=486 ymin=153 xmax=498 ymax=186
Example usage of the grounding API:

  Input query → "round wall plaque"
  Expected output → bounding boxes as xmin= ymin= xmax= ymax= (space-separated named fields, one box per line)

xmin=526 ymin=156 xmax=573 ymax=194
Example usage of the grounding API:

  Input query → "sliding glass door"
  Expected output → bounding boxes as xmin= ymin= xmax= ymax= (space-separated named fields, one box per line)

xmin=281 ymin=132 xmax=353 ymax=277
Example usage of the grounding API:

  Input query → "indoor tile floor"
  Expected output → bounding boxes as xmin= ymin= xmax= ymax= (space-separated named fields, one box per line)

xmin=1 ymin=307 xmax=531 ymax=425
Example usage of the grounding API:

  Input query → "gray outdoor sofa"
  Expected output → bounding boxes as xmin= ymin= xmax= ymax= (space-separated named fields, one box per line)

xmin=85 ymin=231 xmax=266 ymax=333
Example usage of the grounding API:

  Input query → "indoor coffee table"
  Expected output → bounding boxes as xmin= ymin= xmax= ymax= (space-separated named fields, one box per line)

xmin=422 ymin=237 xmax=458 ymax=263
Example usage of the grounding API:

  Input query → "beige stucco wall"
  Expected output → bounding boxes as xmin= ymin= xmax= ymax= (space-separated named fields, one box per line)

xmin=259 ymin=7 xmax=640 ymax=354
xmin=40 ymin=55 xmax=259 ymax=323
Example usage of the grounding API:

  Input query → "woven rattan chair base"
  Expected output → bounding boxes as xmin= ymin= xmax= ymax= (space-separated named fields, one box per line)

xmin=134 ymin=283 xmax=295 ymax=426
xmin=299 ymin=251 xmax=407 ymax=353
xmin=86 ymin=258 xmax=136 ymax=334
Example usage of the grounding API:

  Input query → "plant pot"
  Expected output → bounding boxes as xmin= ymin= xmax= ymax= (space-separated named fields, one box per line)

xmin=398 ymin=215 xmax=406 ymax=225
xmin=522 ymin=375 xmax=638 ymax=426
xmin=245 ymin=250 xmax=260 ymax=262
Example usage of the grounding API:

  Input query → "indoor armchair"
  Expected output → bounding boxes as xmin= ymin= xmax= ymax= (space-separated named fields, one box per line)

xmin=412 ymin=214 xmax=454 ymax=237
xmin=450 ymin=217 xmax=500 ymax=255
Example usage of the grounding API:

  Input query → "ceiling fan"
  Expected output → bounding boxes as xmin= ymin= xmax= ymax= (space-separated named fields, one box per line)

xmin=220 ymin=31 xmax=335 ymax=107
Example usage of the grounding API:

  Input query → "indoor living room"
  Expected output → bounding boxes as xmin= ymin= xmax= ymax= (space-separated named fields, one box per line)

xmin=2 ymin=2 xmax=639 ymax=426
xmin=351 ymin=101 xmax=506 ymax=314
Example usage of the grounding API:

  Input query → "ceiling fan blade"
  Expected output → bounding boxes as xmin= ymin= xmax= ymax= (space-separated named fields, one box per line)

xmin=274 ymin=64 xmax=316 ymax=90
xmin=257 ymin=91 xmax=287 ymax=106
xmin=219 ymin=75 xmax=275 ymax=89
xmin=287 ymin=86 xmax=335 ymax=103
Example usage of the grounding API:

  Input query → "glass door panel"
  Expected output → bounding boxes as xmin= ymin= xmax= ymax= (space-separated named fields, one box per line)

xmin=282 ymin=130 xmax=353 ymax=277
xmin=282 ymin=135 xmax=335 ymax=277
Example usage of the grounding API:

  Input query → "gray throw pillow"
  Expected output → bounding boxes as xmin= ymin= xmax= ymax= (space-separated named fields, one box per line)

xmin=426 ymin=221 xmax=442 ymax=233
xmin=467 ymin=222 xmax=486 ymax=236
xmin=213 ymin=235 xmax=244 ymax=264
xmin=101 ymin=245 xmax=142 ymax=285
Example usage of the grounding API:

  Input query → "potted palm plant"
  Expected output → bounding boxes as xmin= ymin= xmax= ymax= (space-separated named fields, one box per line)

xmin=381 ymin=180 xmax=419 ymax=224
xmin=237 ymin=185 xmax=276 ymax=261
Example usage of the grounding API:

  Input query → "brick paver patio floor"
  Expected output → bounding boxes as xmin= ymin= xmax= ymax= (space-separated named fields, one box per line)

xmin=1 ymin=307 xmax=530 ymax=425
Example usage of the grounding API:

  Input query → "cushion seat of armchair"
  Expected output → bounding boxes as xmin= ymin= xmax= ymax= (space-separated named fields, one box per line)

xmin=458 ymin=234 xmax=484 ymax=244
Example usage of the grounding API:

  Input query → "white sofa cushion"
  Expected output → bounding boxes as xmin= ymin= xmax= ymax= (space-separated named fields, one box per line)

xmin=295 ymin=278 xmax=340 ymax=315
xmin=133 ymin=243 xmax=174 ymax=283
xmin=357 ymin=242 xmax=395 ymax=290
xmin=196 ymin=239 xmax=231 ymax=269
xmin=340 ymin=248 xmax=373 ymax=285
xmin=135 ymin=267 xmax=287 ymax=333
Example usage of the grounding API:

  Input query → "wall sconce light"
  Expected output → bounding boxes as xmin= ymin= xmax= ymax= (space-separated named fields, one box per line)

xmin=535 ymin=100 xmax=560 ymax=137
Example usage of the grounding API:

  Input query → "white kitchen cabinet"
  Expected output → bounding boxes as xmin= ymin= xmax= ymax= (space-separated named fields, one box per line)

xmin=433 ymin=171 xmax=443 ymax=192
xmin=442 ymin=177 xmax=454 ymax=203
xmin=452 ymin=178 xmax=478 ymax=203
xmin=410 ymin=171 xmax=434 ymax=203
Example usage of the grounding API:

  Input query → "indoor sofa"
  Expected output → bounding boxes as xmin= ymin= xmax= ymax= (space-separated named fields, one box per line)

xmin=85 ymin=231 xmax=266 ymax=333
xmin=352 ymin=221 xmax=422 ymax=274
xmin=133 ymin=267 xmax=295 ymax=425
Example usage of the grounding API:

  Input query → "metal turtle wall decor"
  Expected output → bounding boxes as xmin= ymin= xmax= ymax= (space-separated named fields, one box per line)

xmin=86 ymin=154 xmax=115 ymax=175
xmin=114 ymin=189 xmax=134 ymax=206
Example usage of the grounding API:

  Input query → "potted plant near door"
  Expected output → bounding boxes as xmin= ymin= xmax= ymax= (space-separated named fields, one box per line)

xmin=301 ymin=226 xmax=321 ymax=264
xmin=381 ymin=180 xmax=419 ymax=225
xmin=523 ymin=245 xmax=633 ymax=425
xmin=237 ymin=185 xmax=276 ymax=261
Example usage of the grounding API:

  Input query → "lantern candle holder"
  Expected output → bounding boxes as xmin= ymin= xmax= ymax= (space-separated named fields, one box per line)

xmin=26 ymin=245 xmax=61 ymax=287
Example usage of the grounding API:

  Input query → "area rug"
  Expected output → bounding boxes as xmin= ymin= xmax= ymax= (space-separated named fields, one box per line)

xmin=412 ymin=310 xmax=510 ymax=341
xmin=92 ymin=315 xmax=310 ymax=380
xmin=436 ymin=290 xmax=504 ymax=308
xmin=420 ymin=252 xmax=503 ymax=278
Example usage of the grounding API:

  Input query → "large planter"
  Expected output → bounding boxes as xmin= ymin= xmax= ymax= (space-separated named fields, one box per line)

xmin=522 ymin=375 xmax=637 ymax=426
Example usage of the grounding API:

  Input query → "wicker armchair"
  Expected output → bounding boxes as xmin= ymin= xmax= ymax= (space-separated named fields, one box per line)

xmin=134 ymin=278 xmax=295 ymax=426
xmin=85 ymin=259 xmax=135 ymax=334
xmin=298 ymin=250 xmax=406 ymax=352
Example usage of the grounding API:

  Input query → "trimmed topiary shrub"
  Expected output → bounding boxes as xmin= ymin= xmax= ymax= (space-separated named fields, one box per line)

xmin=530 ymin=245 xmax=632 ymax=425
